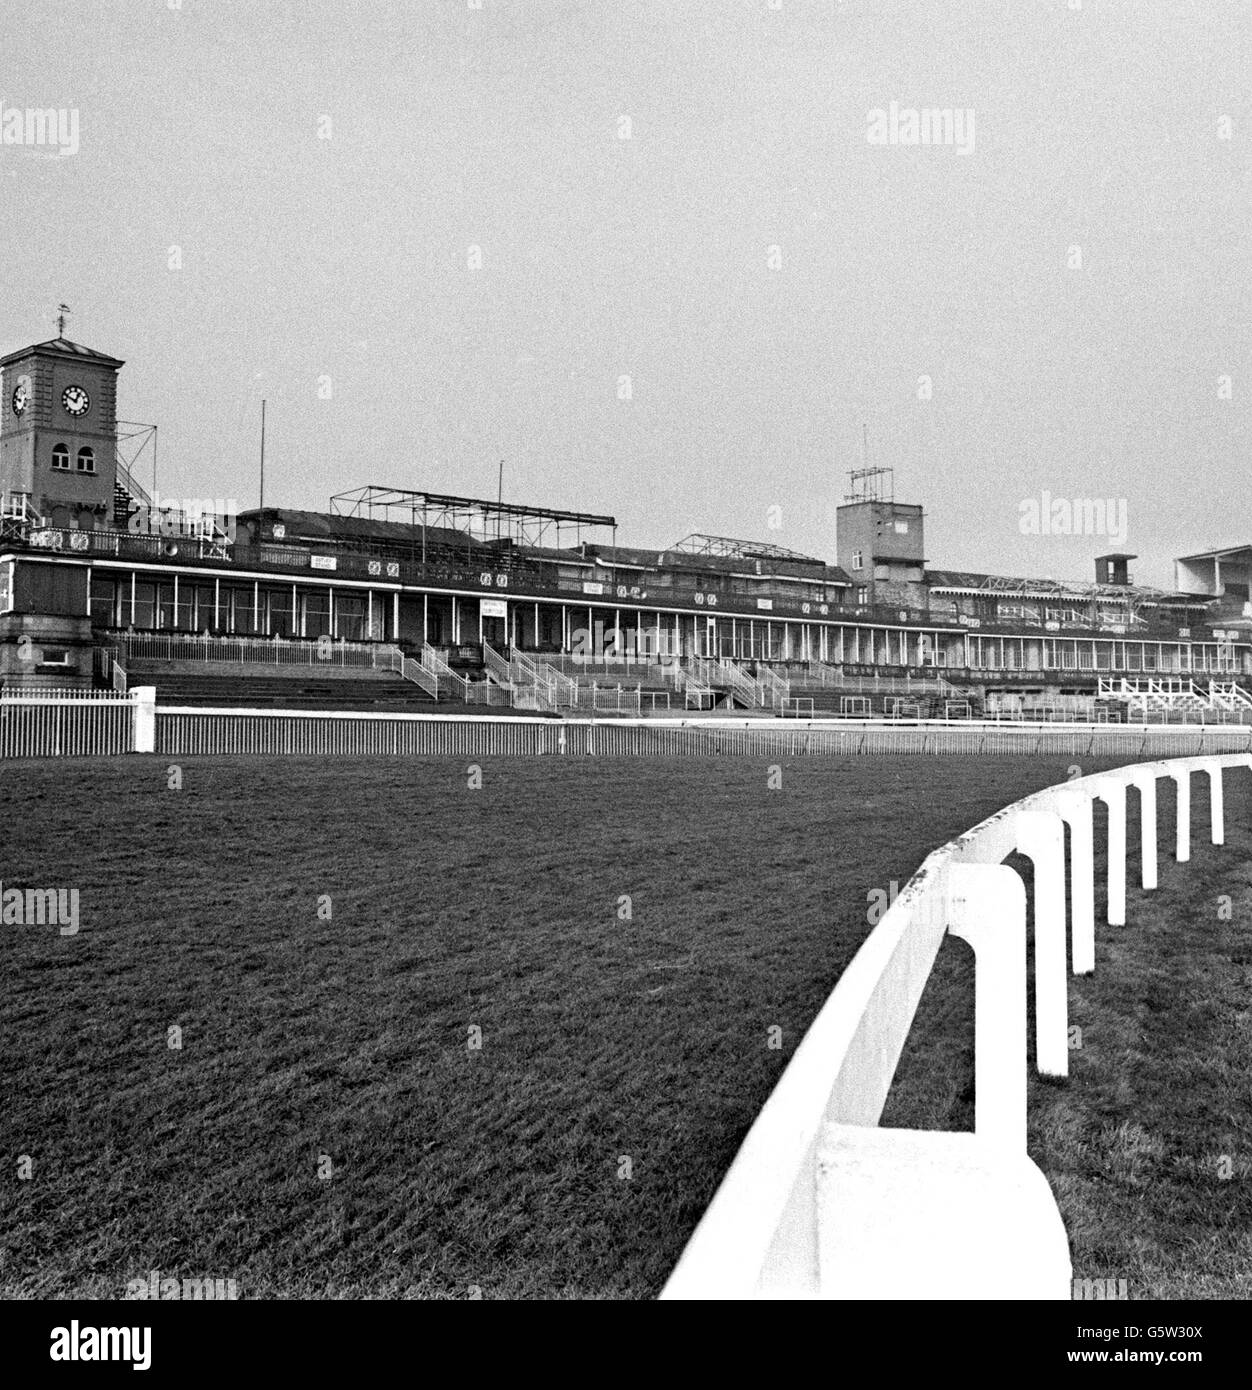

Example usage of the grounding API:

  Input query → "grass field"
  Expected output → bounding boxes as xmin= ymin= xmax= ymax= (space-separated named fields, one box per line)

xmin=1 ymin=752 xmax=1248 ymax=1299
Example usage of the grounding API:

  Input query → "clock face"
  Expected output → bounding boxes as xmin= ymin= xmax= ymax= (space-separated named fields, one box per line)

xmin=62 ymin=384 xmax=90 ymax=417
xmin=12 ymin=376 xmax=31 ymax=414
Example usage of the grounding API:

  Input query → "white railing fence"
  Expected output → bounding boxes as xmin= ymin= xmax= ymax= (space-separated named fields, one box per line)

xmin=0 ymin=687 xmax=148 ymax=757
xmin=659 ymin=752 xmax=1248 ymax=1299
xmin=7 ymin=698 xmax=1252 ymax=760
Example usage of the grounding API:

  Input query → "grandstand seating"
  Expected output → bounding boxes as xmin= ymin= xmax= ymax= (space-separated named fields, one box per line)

xmin=130 ymin=670 xmax=447 ymax=712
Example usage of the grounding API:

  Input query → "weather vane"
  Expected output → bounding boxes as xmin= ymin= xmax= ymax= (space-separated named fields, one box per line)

xmin=56 ymin=303 xmax=70 ymax=337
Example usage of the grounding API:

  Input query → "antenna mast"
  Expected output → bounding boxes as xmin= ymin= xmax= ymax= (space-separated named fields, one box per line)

xmin=259 ymin=400 xmax=266 ymax=516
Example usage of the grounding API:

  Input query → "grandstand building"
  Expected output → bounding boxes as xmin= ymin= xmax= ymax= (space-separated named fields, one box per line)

xmin=1 ymin=327 xmax=1249 ymax=715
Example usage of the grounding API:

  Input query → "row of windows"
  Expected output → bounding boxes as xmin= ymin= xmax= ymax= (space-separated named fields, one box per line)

xmin=51 ymin=444 xmax=95 ymax=474
xmin=90 ymin=578 xmax=382 ymax=641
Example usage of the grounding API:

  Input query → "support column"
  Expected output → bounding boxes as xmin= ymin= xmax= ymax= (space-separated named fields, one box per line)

xmin=1097 ymin=780 xmax=1127 ymax=927
xmin=132 ymin=686 xmax=157 ymax=754
xmin=1173 ymin=770 xmax=1190 ymax=862
xmin=1208 ymin=765 xmax=1224 ymax=845
xmin=1132 ymin=772 xmax=1158 ymax=891
xmin=945 ymin=863 xmax=1028 ymax=1150
xmin=1015 ymin=810 xmax=1069 ymax=1078
xmin=1060 ymin=793 xmax=1095 ymax=975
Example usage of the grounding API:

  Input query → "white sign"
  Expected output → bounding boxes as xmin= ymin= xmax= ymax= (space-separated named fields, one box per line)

xmin=310 ymin=555 xmax=337 ymax=571
xmin=481 ymin=598 xmax=508 ymax=618
xmin=756 ymin=598 xmax=773 ymax=611
xmin=583 ymin=581 xmax=604 ymax=595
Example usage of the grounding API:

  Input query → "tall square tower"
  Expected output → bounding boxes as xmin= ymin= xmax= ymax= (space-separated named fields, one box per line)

xmin=0 ymin=336 xmax=124 ymax=528
xmin=835 ymin=469 xmax=926 ymax=609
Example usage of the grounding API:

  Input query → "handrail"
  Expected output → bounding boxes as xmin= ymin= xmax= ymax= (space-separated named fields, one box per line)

xmin=115 ymin=632 xmax=398 ymax=667
xmin=660 ymin=752 xmax=1251 ymax=1299
xmin=481 ymin=641 xmax=513 ymax=687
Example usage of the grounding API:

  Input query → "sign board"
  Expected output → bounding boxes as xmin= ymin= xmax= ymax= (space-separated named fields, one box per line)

xmin=310 ymin=555 xmax=337 ymax=571
xmin=481 ymin=598 xmax=508 ymax=618
xmin=582 ymin=581 xmax=604 ymax=595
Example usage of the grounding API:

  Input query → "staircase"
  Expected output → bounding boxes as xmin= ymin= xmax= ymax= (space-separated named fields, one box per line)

xmin=1097 ymin=677 xmax=1252 ymax=719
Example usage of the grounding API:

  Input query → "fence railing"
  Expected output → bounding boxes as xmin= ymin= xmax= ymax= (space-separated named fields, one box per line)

xmin=711 ymin=659 xmax=758 ymax=706
xmin=481 ymin=642 xmax=514 ymax=688
xmin=756 ymin=665 xmax=790 ymax=710
xmin=0 ymin=688 xmax=142 ymax=757
xmin=660 ymin=751 xmax=1251 ymax=1298
xmin=420 ymin=646 xmax=510 ymax=705
xmin=9 ymin=696 xmax=1252 ymax=761
xmin=144 ymin=713 xmax=1252 ymax=760
xmin=367 ymin=645 xmax=440 ymax=699
xmin=114 ymin=632 xmax=398 ymax=668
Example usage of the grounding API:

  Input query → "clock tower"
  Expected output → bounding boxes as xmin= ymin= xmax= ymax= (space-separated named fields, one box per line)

xmin=0 ymin=334 xmax=124 ymax=528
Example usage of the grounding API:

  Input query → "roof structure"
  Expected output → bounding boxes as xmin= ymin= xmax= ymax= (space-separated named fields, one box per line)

xmin=670 ymin=533 xmax=824 ymax=565
xmin=329 ymin=485 xmax=615 ymax=549
xmin=926 ymin=569 xmax=1208 ymax=605
xmin=1176 ymin=543 xmax=1252 ymax=563
xmin=0 ymin=337 xmax=125 ymax=368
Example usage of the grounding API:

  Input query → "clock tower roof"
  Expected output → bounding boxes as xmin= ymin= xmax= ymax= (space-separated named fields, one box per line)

xmin=0 ymin=337 xmax=125 ymax=369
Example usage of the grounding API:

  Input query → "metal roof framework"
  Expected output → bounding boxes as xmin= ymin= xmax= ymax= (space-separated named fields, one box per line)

xmin=670 ymin=532 xmax=824 ymax=565
xmin=330 ymin=484 xmax=616 ymax=551
xmin=927 ymin=570 xmax=1209 ymax=610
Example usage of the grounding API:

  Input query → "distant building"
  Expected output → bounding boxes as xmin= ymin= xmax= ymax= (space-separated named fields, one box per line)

xmin=0 ymin=326 xmax=1248 ymax=693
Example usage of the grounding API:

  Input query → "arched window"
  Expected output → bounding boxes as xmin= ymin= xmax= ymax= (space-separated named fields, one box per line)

xmin=76 ymin=446 xmax=95 ymax=474
xmin=51 ymin=443 xmax=70 ymax=470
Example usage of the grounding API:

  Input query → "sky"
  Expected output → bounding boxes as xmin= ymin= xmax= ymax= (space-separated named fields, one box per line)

xmin=1 ymin=0 xmax=1248 ymax=588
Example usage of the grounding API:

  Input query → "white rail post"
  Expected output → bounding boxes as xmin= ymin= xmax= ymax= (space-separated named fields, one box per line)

xmin=131 ymin=686 xmax=156 ymax=754
xmin=1172 ymin=769 xmax=1191 ymax=862
xmin=1059 ymin=792 xmax=1096 ymax=976
xmin=1097 ymin=780 xmax=1127 ymax=927
xmin=1208 ymin=765 xmax=1224 ymax=846
xmin=1131 ymin=771 xmax=1158 ymax=891
xmin=945 ymin=863 xmax=1028 ymax=1150
xmin=1015 ymin=810 xmax=1069 ymax=1078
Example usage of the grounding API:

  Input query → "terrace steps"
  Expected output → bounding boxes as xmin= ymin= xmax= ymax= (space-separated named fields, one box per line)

xmin=126 ymin=669 xmax=448 ymax=712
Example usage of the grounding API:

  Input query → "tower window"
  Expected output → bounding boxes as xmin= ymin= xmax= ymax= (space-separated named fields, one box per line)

xmin=51 ymin=443 xmax=70 ymax=470
xmin=851 ymin=550 xmax=863 ymax=570
xmin=76 ymin=446 xmax=95 ymax=474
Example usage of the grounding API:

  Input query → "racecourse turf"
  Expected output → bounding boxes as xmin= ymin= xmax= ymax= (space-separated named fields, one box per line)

xmin=1 ymin=753 xmax=1248 ymax=1298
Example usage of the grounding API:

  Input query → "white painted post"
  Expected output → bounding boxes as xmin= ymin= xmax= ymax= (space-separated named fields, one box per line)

xmin=1015 ymin=810 xmax=1069 ymax=1078
xmin=1061 ymin=793 xmax=1095 ymax=976
xmin=1173 ymin=770 xmax=1191 ymax=862
xmin=132 ymin=686 xmax=156 ymax=754
xmin=945 ymin=863 xmax=1028 ymax=1150
xmin=1098 ymin=780 xmax=1127 ymax=927
xmin=1133 ymin=773 xmax=1158 ymax=891
xmin=1208 ymin=765 xmax=1224 ymax=846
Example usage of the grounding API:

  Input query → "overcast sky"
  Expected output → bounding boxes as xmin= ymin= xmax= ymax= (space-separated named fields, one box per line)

xmin=2 ymin=0 xmax=1248 ymax=587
